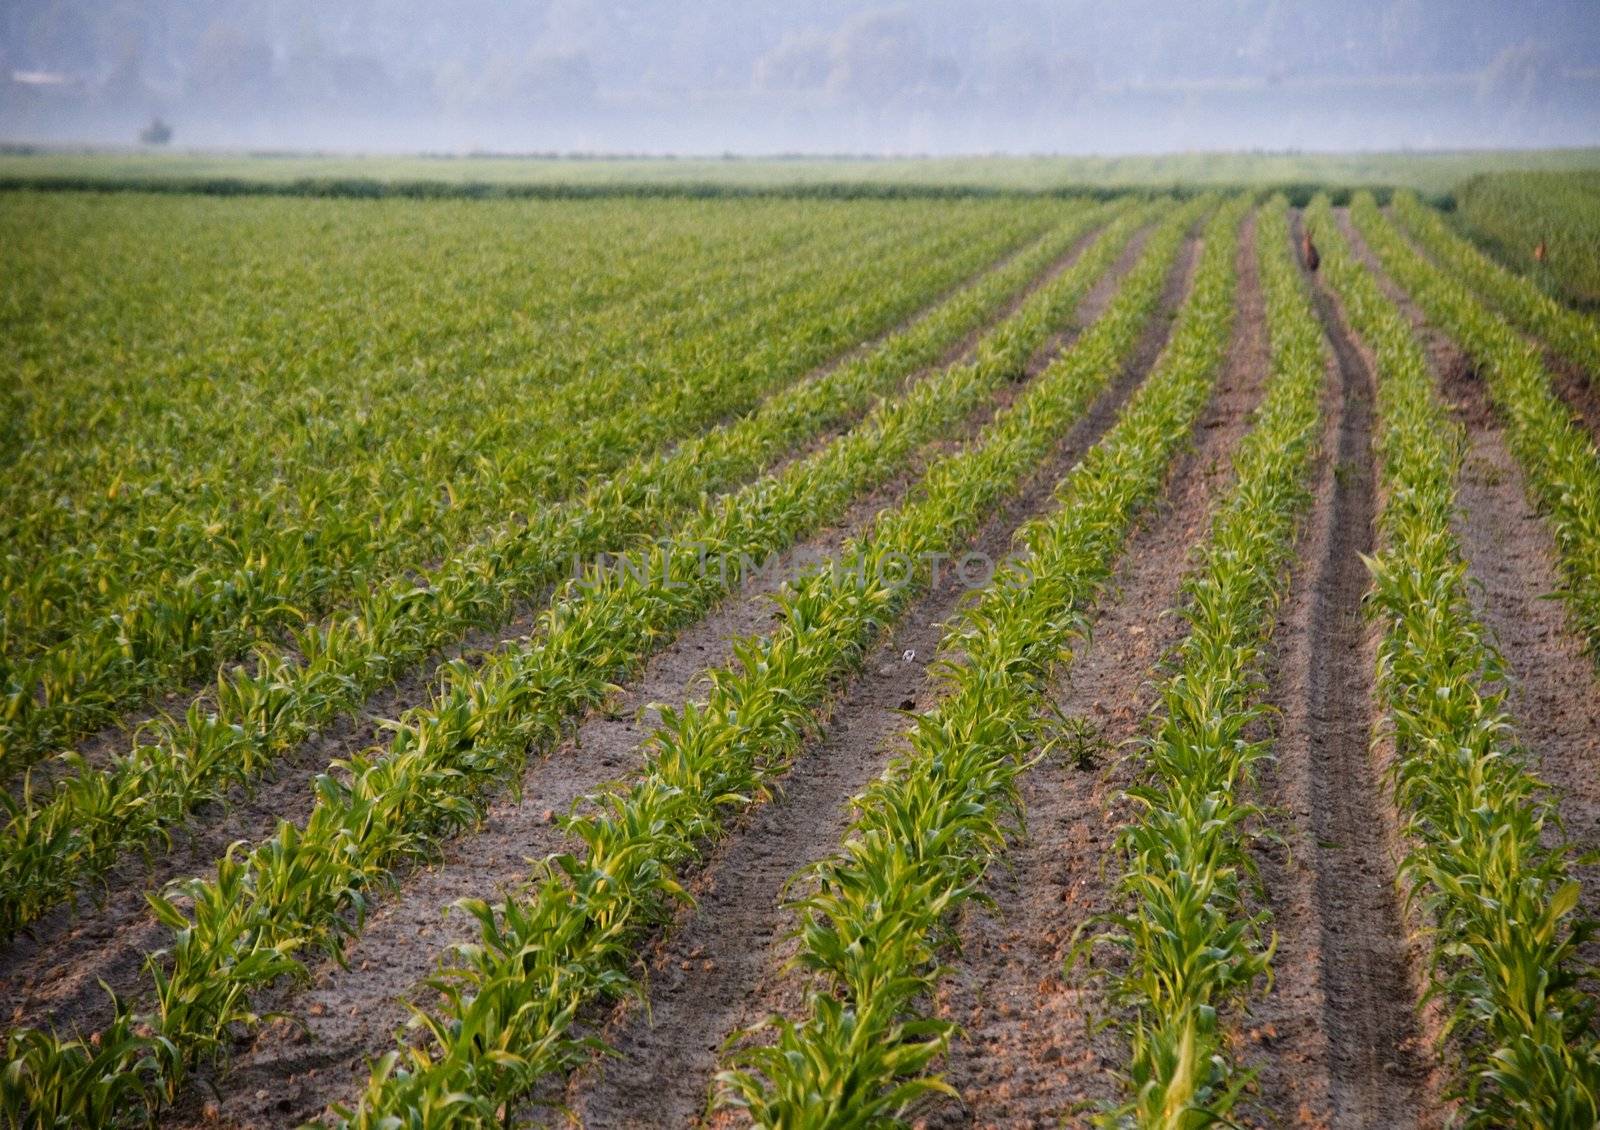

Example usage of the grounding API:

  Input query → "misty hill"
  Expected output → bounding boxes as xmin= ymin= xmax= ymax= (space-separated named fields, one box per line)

xmin=3 ymin=0 xmax=1598 ymax=152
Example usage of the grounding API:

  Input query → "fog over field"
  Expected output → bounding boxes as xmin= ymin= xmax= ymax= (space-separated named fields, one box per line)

xmin=3 ymin=0 xmax=1599 ymax=154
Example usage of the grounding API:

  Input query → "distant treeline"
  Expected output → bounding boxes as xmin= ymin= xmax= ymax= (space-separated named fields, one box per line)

xmin=0 ymin=174 xmax=1423 ymax=207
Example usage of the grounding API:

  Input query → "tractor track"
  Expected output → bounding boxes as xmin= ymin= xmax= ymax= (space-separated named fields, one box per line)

xmin=542 ymin=226 xmax=1201 ymax=1130
xmin=1237 ymin=211 xmax=1438 ymax=1130
xmin=154 ymin=219 xmax=1150 ymax=1130
xmin=0 ymin=219 xmax=1116 ymax=1049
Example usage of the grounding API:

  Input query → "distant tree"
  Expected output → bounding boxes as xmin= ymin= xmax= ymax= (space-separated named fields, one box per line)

xmin=139 ymin=117 xmax=172 ymax=144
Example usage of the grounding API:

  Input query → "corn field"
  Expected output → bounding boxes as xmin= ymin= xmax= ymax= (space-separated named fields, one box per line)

xmin=2 ymin=175 xmax=1600 ymax=1129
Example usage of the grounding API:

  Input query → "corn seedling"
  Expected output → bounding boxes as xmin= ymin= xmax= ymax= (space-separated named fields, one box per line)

xmin=1313 ymin=194 xmax=1600 ymax=1126
xmin=1092 ymin=196 xmax=1328 ymax=1127
xmin=715 ymin=194 xmax=1250 ymax=1128
xmin=0 ymin=199 xmax=1159 ymax=1130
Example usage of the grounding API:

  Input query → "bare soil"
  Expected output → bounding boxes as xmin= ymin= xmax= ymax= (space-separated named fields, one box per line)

xmin=1236 ymin=212 xmax=1438 ymax=1130
xmin=544 ymin=225 xmax=1201 ymax=1130
xmin=151 ymin=220 xmax=1135 ymax=1130
xmin=0 ymin=222 xmax=1113 ymax=1050
xmin=1544 ymin=356 xmax=1600 ymax=449
xmin=920 ymin=212 xmax=1266 ymax=1128
xmin=0 ymin=604 xmax=542 ymax=1037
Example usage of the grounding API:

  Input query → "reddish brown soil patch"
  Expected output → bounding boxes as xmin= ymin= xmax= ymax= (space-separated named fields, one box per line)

xmin=1547 ymin=360 xmax=1600 ymax=448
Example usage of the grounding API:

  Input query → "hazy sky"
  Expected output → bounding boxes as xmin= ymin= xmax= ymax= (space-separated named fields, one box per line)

xmin=3 ymin=0 xmax=1598 ymax=153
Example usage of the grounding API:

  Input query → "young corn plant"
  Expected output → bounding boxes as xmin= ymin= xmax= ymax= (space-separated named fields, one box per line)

xmin=1 ymin=200 xmax=1050 ymax=773
xmin=0 ymin=201 xmax=1158 ymax=1130
xmin=1313 ymin=194 xmax=1600 ymax=1126
xmin=1091 ymin=196 xmax=1328 ymax=1127
xmin=1350 ymin=191 xmax=1600 ymax=667
xmin=1389 ymin=190 xmax=1600 ymax=378
xmin=0 ymin=202 xmax=1122 ymax=940
xmin=336 ymin=197 xmax=1210 ymax=1130
xmin=715 ymin=194 xmax=1251 ymax=1129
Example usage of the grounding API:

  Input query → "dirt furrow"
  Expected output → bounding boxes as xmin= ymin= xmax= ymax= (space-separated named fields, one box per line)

xmin=155 ymin=220 xmax=1153 ymax=1130
xmin=920 ymin=213 xmax=1266 ymax=1128
xmin=0 ymin=604 xmax=549 ymax=1035
xmin=12 ymin=219 xmax=1083 ymax=804
xmin=1439 ymin=364 xmax=1600 ymax=970
xmin=549 ymin=230 xmax=1203 ymax=1130
xmin=1341 ymin=212 xmax=1600 ymax=974
xmin=1237 ymin=213 xmax=1437 ymax=1130
xmin=167 ymin=482 xmax=900 ymax=1130
xmin=0 ymin=223 xmax=1119 ymax=1044
xmin=1380 ymin=206 xmax=1600 ymax=448
xmin=1545 ymin=355 xmax=1600 ymax=449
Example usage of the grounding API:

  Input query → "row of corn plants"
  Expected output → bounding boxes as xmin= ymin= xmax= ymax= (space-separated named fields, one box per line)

xmin=4 ymin=207 xmax=900 ymax=744
xmin=714 ymin=195 xmax=1249 ymax=1128
xmin=1311 ymin=195 xmax=1600 ymax=1126
xmin=4 ymin=197 xmax=995 ymax=645
xmin=0 ymin=203 xmax=1120 ymax=938
xmin=3 ymin=201 xmax=1051 ymax=771
xmin=1388 ymin=191 xmax=1600 ymax=378
xmin=1350 ymin=191 xmax=1600 ymax=664
xmin=0 ymin=199 xmax=1161 ymax=1129
xmin=4 ymin=199 xmax=902 ymax=653
xmin=6 ymin=195 xmax=722 ymax=540
xmin=335 ymin=195 xmax=1208 ymax=1130
xmin=4 ymin=197 xmax=840 ymax=479
xmin=0 ymin=210 xmax=1032 ymax=756
xmin=1091 ymin=196 xmax=1329 ymax=1126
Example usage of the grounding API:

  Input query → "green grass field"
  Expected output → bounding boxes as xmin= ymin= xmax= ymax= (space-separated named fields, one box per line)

xmin=1454 ymin=170 xmax=1600 ymax=307
xmin=4 ymin=146 xmax=1600 ymax=199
